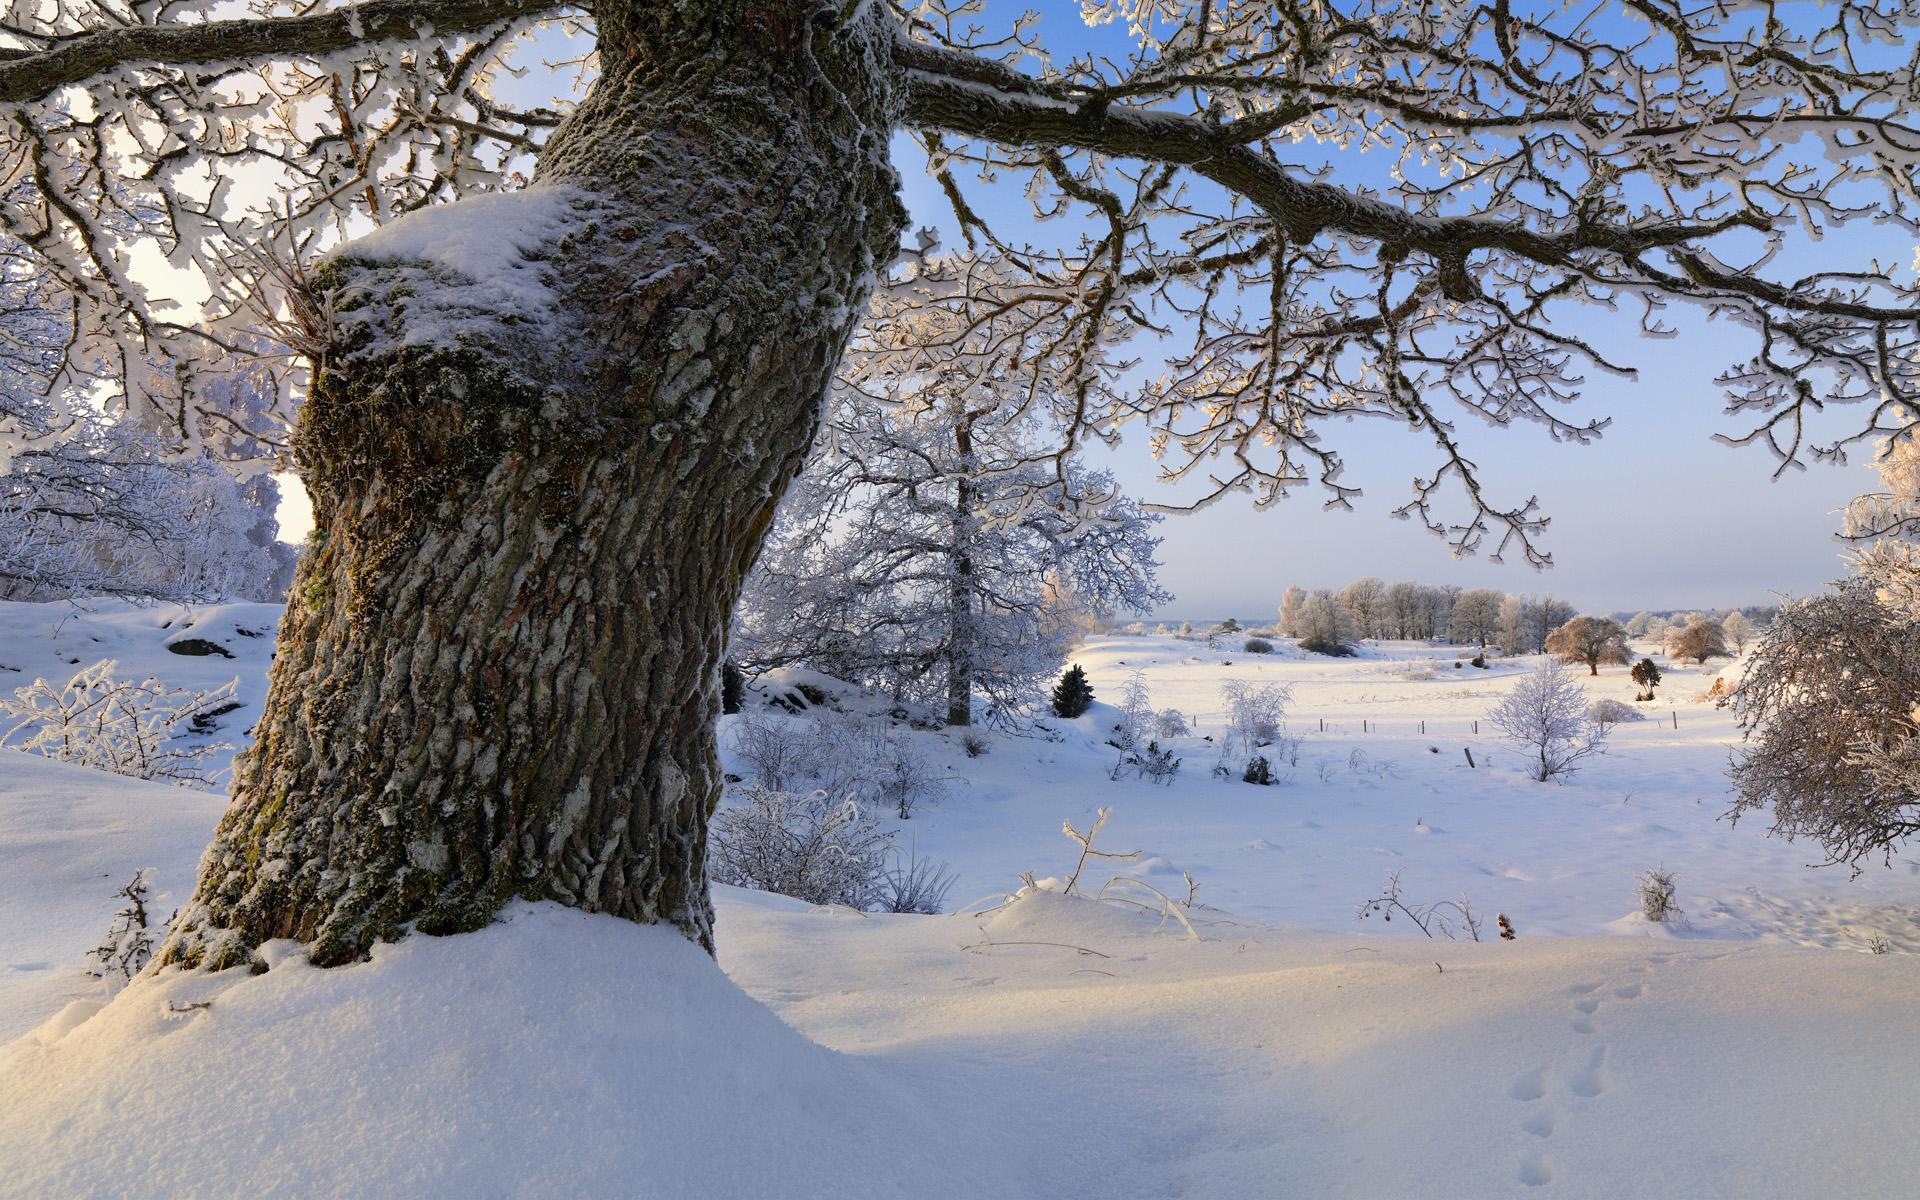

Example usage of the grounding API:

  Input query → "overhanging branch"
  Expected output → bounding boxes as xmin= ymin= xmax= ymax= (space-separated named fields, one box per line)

xmin=0 ymin=0 xmax=573 ymax=105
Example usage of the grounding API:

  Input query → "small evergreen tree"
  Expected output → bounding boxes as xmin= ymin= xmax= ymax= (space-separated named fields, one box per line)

xmin=1631 ymin=658 xmax=1663 ymax=701
xmin=1051 ymin=664 xmax=1095 ymax=718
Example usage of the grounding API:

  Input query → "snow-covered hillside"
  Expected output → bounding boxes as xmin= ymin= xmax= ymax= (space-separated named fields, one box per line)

xmin=3 ymin=602 xmax=1918 ymax=1198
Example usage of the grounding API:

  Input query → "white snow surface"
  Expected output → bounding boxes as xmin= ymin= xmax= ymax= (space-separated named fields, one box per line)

xmin=4 ymin=606 xmax=1920 ymax=1197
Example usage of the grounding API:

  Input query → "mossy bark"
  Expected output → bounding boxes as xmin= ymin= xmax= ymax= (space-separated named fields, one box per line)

xmin=162 ymin=0 xmax=905 ymax=969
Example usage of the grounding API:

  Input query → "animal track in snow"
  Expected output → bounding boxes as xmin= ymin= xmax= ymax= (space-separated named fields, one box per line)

xmin=1573 ymin=996 xmax=1600 ymax=1015
xmin=1518 ymin=1154 xmax=1554 ymax=1187
xmin=1614 ymin=982 xmax=1643 ymax=999
xmin=1508 ymin=1068 xmax=1546 ymax=1101
xmin=1522 ymin=1111 xmax=1556 ymax=1139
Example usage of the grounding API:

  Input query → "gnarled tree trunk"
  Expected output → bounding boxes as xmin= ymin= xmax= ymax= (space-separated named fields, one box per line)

xmin=162 ymin=0 xmax=905 ymax=969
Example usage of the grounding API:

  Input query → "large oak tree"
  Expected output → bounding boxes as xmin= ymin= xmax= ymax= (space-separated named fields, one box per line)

xmin=2 ymin=0 xmax=1916 ymax=968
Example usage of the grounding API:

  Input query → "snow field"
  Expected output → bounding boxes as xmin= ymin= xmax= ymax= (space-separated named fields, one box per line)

xmin=4 ymin=605 xmax=1920 ymax=1197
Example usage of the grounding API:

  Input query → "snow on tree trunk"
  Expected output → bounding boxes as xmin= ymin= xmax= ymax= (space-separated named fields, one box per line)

xmin=161 ymin=2 xmax=906 ymax=970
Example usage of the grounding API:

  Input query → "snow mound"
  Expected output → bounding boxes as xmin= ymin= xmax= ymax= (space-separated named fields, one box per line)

xmin=0 ymin=903 xmax=1023 ymax=1200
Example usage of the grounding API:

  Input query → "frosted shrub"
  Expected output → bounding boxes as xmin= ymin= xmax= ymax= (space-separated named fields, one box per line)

xmin=1486 ymin=660 xmax=1609 ymax=781
xmin=1634 ymin=867 xmax=1685 ymax=925
xmin=727 ymin=709 xmax=815 ymax=793
xmin=1220 ymin=679 xmax=1292 ymax=751
xmin=1153 ymin=708 xmax=1190 ymax=739
xmin=87 ymin=870 xmax=157 ymax=987
xmin=1587 ymin=698 xmax=1644 ymax=729
xmin=730 ymin=709 xmax=947 ymax=818
xmin=1 ymin=660 xmax=236 ymax=788
xmin=708 ymin=785 xmax=891 ymax=908
xmin=1243 ymin=637 xmax=1274 ymax=654
xmin=864 ymin=727 xmax=949 ymax=820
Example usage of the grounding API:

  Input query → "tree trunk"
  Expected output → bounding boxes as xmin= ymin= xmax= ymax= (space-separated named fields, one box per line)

xmin=946 ymin=420 xmax=977 ymax=728
xmin=162 ymin=0 xmax=906 ymax=970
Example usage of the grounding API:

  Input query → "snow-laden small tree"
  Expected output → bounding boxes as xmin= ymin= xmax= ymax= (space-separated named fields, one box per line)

xmin=1666 ymin=617 xmax=1731 ymax=666
xmin=1720 ymin=611 xmax=1755 ymax=655
xmin=1544 ymin=616 xmax=1631 ymax=676
xmin=1297 ymin=591 xmax=1361 ymax=656
xmin=1624 ymin=612 xmax=1658 ymax=639
xmin=1487 ymin=660 xmax=1608 ymax=782
xmin=11 ymin=0 xmax=1916 ymax=968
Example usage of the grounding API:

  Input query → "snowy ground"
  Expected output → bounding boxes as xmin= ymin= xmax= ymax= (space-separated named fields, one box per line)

xmin=3 ymin=602 xmax=1918 ymax=1198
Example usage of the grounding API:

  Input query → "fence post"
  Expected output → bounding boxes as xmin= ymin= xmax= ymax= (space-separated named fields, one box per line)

xmin=1672 ymin=711 xmax=1678 ymax=730
xmin=1464 ymin=747 xmax=1475 ymax=769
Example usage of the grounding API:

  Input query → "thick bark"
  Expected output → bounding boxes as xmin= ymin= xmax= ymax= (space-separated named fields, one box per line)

xmin=162 ymin=0 xmax=905 ymax=969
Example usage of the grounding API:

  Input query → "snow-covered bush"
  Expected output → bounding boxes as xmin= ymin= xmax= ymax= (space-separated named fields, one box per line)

xmin=1634 ymin=867 xmax=1684 ymax=925
xmin=1243 ymin=637 xmax=1274 ymax=654
xmin=1153 ymin=708 xmax=1189 ymax=739
xmin=1486 ymin=660 xmax=1608 ymax=782
xmin=1395 ymin=659 xmax=1438 ymax=681
xmin=959 ymin=732 xmax=989 ymax=758
xmin=730 ymin=709 xmax=947 ymax=818
xmin=1220 ymin=679 xmax=1292 ymax=752
xmin=1242 ymin=755 xmax=1273 ymax=785
xmin=1 ymin=660 xmax=236 ymax=787
xmin=708 ymin=785 xmax=891 ymax=908
xmin=1588 ymin=698 xmax=1645 ymax=729
xmin=87 ymin=870 xmax=158 ymax=988
xmin=727 ymin=709 xmax=817 ymax=794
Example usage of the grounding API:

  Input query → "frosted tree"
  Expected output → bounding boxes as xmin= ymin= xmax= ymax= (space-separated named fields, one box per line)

xmin=734 ymin=281 xmax=1170 ymax=725
xmin=1276 ymin=586 xmax=1308 ymax=639
xmin=1730 ymin=428 xmax=1920 ymax=868
xmin=6 ymin=0 xmax=1915 ymax=969
xmin=1666 ymin=617 xmax=1731 ymax=666
xmin=1624 ymin=612 xmax=1657 ymax=639
xmin=1448 ymin=589 xmax=1505 ymax=648
xmin=0 ymin=413 xmax=279 ymax=603
xmin=1544 ymin=616 xmax=1631 ymax=676
xmin=1339 ymin=577 xmax=1389 ymax=639
xmin=1720 ymin=611 xmax=1755 ymax=655
xmin=1488 ymin=660 xmax=1609 ymax=782
xmin=1296 ymin=591 xmax=1360 ymax=656
xmin=1497 ymin=594 xmax=1576 ymax=655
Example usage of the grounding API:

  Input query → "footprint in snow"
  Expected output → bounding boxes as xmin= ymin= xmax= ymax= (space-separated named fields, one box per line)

xmin=1518 ymin=1154 xmax=1554 ymax=1187
xmin=1569 ymin=1045 xmax=1609 ymax=1098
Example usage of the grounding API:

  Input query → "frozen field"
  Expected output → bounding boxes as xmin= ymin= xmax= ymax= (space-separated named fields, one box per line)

xmin=2 ymin=601 xmax=1917 ymax=1198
